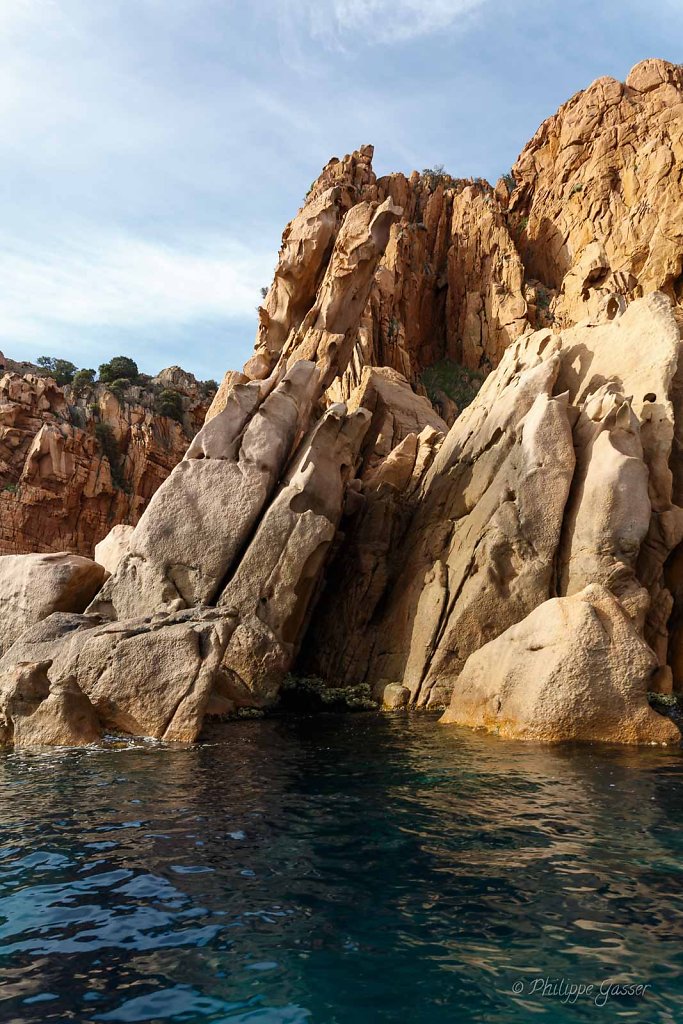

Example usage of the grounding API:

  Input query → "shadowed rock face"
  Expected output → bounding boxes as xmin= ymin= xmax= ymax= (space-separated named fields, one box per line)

xmin=2 ymin=60 xmax=683 ymax=747
xmin=0 ymin=660 xmax=101 ymax=748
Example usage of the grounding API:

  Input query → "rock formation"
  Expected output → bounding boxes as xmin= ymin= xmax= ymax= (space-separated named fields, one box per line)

xmin=0 ymin=552 xmax=105 ymax=657
xmin=0 ymin=365 xmax=215 ymax=558
xmin=2 ymin=58 xmax=683 ymax=747
xmin=441 ymin=584 xmax=680 ymax=744
xmin=94 ymin=524 xmax=134 ymax=574
xmin=0 ymin=660 xmax=101 ymax=748
xmin=511 ymin=59 xmax=683 ymax=328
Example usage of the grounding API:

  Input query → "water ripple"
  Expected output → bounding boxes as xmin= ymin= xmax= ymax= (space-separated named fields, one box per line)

xmin=0 ymin=714 xmax=682 ymax=1022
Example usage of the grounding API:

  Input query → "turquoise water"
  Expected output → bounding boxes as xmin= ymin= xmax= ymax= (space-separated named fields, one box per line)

xmin=1 ymin=713 xmax=683 ymax=1023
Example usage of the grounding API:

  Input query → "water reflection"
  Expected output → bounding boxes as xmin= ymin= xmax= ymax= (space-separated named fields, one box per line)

xmin=0 ymin=714 xmax=682 ymax=1023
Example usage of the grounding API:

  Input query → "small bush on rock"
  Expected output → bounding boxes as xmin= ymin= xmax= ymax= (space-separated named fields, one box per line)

xmin=36 ymin=357 xmax=78 ymax=386
xmin=421 ymin=360 xmax=484 ymax=412
xmin=421 ymin=165 xmax=457 ymax=191
xmin=94 ymin=423 xmax=124 ymax=489
xmin=156 ymin=388 xmax=183 ymax=422
xmin=98 ymin=356 xmax=139 ymax=384
xmin=71 ymin=368 xmax=96 ymax=395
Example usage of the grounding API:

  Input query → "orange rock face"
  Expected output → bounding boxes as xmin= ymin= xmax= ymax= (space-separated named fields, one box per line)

xmin=246 ymin=154 xmax=530 ymax=393
xmin=240 ymin=58 xmax=683 ymax=398
xmin=0 ymin=369 xmax=213 ymax=557
xmin=511 ymin=58 xmax=683 ymax=327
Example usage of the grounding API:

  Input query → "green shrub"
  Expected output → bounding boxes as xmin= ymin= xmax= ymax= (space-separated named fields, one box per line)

xmin=502 ymin=172 xmax=516 ymax=191
xmin=156 ymin=388 xmax=183 ymax=422
xmin=421 ymin=164 xmax=457 ymax=191
xmin=36 ymin=357 xmax=78 ymax=386
xmin=94 ymin=423 xmax=124 ymax=488
xmin=71 ymin=368 xmax=96 ymax=395
xmin=201 ymin=379 xmax=219 ymax=395
xmin=648 ymin=692 xmax=679 ymax=708
xmin=2 ymin=483 xmax=18 ymax=495
xmin=98 ymin=356 xmax=139 ymax=383
xmin=106 ymin=377 xmax=133 ymax=402
xmin=535 ymin=285 xmax=551 ymax=310
xmin=420 ymin=359 xmax=484 ymax=412
xmin=280 ymin=674 xmax=377 ymax=712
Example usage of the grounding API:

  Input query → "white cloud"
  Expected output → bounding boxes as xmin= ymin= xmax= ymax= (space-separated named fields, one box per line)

xmin=278 ymin=0 xmax=488 ymax=48
xmin=0 ymin=230 xmax=275 ymax=342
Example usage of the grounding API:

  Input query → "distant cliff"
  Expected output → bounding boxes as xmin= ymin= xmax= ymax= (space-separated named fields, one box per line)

xmin=0 ymin=359 xmax=216 ymax=556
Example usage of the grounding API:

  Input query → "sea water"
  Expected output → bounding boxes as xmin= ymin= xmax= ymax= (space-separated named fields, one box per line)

xmin=1 ymin=713 xmax=682 ymax=1023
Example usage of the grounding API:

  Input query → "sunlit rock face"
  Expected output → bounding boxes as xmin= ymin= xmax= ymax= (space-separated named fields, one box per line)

xmin=511 ymin=59 xmax=683 ymax=328
xmin=440 ymin=584 xmax=680 ymax=746
xmin=3 ymin=60 xmax=683 ymax=747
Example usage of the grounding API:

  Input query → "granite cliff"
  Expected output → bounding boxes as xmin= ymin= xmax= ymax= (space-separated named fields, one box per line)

xmin=2 ymin=58 xmax=683 ymax=748
xmin=0 ymin=360 xmax=215 ymax=557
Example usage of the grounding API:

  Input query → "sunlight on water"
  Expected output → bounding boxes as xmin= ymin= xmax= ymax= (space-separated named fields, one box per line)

xmin=1 ymin=714 xmax=682 ymax=1023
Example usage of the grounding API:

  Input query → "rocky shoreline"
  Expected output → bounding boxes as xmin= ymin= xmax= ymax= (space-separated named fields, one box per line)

xmin=1 ymin=58 xmax=683 ymax=749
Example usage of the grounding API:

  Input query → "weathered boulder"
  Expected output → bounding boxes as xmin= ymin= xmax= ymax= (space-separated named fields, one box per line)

xmin=0 ymin=660 xmax=101 ymax=748
xmin=441 ymin=585 xmax=681 ymax=745
xmin=557 ymin=385 xmax=652 ymax=629
xmin=381 ymin=683 xmax=410 ymax=710
xmin=363 ymin=331 xmax=576 ymax=706
xmin=0 ymin=552 xmax=106 ymax=657
xmin=205 ymin=370 xmax=250 ymax=422
xmin=551 ymin=293 xmax=683 ymax=667
xmin=1 ymin=607 xmax=236 ymax=742
xmin=94 ymin=524 xmax=134 ymax=574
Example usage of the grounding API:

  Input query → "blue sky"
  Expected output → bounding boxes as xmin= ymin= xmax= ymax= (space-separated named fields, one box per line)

xmin=0 ymin=0 xmax=681 ymax=381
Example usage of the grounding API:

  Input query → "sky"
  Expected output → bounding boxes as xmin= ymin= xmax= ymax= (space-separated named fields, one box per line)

xmin=0 ymin=0 xmax=681 ymax=381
